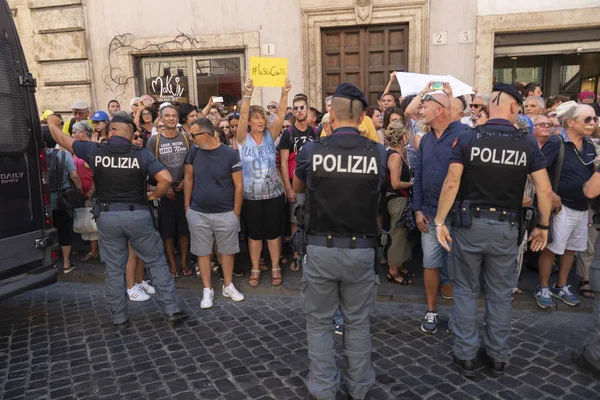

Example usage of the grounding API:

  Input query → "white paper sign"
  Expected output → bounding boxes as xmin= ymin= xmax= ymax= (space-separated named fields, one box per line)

xmin=395 ymin=72 xmax=474 ymax=97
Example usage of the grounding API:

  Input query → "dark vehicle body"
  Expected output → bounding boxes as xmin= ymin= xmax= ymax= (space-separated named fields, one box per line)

xmin=0 ymin=0 xmax=59 ymax=301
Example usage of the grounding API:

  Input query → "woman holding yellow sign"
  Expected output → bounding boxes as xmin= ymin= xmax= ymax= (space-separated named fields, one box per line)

xmin=237 ymin=77 xmax=291 ymax=288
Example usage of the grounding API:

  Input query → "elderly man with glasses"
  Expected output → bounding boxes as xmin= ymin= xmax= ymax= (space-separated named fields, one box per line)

xmin=536 ymin=104 xmax=600 ymax=310
xmin=63 ymin=100 xmax=93 ymax=136
xmin=461 ymin=94 xmax=489 ymax=128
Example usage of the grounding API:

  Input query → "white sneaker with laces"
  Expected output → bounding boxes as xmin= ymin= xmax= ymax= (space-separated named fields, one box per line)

xmin=138 ymin=280 xmax=155 ymax=295
xmin=128 ymin=285 xmax=150 ymax=302
xmin=222 ymin=283 xmax=245 ymax=302
xmin=201 ymin=288 xmax=215 ymax=309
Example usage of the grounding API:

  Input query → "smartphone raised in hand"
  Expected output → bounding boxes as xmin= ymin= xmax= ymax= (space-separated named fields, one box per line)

xmin=212 ymin=96 xmax=224 ymax=103
xmin=430 ymin=82 xmax=443 ymax=91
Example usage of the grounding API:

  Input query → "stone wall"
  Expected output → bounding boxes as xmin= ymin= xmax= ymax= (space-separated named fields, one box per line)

xmin=8 ymin=0 xmax=92 ymax=113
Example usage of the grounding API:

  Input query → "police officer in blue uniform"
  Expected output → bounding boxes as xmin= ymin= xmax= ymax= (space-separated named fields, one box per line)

xmin=47 ymin=114 xmax=187 ymax=327
xmin=294 ymin=83 xmax=387 ymax=400
xmin=433 ymin=83 xmax=553 ymax=377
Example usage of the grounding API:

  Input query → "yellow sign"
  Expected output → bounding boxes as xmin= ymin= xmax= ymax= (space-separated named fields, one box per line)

xmin=250 ymin=56 xmax=288 ymax=87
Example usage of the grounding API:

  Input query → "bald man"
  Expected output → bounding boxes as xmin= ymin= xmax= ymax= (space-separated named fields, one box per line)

xmin=450 ymin=97 xmax=466 ymax=122
xmin=414 ymin=90 xmax=467 ymax=335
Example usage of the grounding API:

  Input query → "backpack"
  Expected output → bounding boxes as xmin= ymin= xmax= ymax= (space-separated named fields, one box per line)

xmin=46 ymin=149 xmax=67 ymax=192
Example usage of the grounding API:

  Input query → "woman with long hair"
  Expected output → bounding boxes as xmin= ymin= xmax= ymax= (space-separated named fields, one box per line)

xmin=384 ymin=120 xmax=414 ymax=285
xmin=237 ymin=77 xmax=291 ymax=287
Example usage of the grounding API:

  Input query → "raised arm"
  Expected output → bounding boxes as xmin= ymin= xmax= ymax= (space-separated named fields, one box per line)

xmin=405 ymin=81 xmax=433 ymax=122
xmin=47 ymin=115 xmax=75 ymax=154
xmin=237 ymin=79 xmax=254 ymax=145
xmin=201 ymin=96 xmax=217 ymax=118
xmin=269 ymin=79 xmax=292 ymax=141
xmin=383 ymin=72 xmax=396 ymax=96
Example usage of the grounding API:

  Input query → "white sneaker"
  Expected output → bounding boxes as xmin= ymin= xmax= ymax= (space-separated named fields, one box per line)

xmin=128 ymin=285 xmax=150 ymax=302
xmin=201 ymin=288 xmax=214 ymax=309
xmin=222 ymin=283 xmax=245 ymax=302
xmin=138 ymin=280 xmax=155 ymax=295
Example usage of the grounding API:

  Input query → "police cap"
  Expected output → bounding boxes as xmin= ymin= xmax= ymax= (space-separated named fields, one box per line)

xmin=333 ymin=83 xmax=369 ymax=109
xmin=109 ymin=114 xmax=137 ymax=134
xmin=491 ymin=82 xmax=523 ymax=105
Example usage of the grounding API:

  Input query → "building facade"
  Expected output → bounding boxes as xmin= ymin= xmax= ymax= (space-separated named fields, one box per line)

xmin=7 ymin=0 xmax=600 ymax=114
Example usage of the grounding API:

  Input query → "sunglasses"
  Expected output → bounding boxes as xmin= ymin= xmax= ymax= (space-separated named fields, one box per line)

xmin=470 ymin=103 xmax=484 ymax=109
xmin=133 ymin=134 xmax=142 ymax=140
xmin=534 ymin=122 xmax=552 ymax=128
xmin=142 ymin=112 xmax=152 ymax=116
xmin=584 ymin=116 xmax=599 ymax=124
xmin=190 ymin=132 xmax=211 ymax=138
xmin=293 ymin=105 xmax=307 ymax=111
xmin=421 ymin=94 xmax=446 ymax=109
xmin=267 ymin=105 xmax=277 ymax=109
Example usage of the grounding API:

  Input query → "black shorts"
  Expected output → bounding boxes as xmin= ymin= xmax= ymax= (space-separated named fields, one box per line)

xmin=242 ymin=195 xmax=285 ymax=240
xmin=52 ymin=209 xmax=73 ymax=246
xmin=158 ymin=190 xmax=190 ymax=239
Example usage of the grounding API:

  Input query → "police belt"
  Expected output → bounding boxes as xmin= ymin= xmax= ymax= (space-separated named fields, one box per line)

xmin=307 ymin=234 xmax=375 ymax=249
xmin=100 ymin=202 xmax=149 ymax=212
xmin=473 ymin=207 xmax=520 ymax=223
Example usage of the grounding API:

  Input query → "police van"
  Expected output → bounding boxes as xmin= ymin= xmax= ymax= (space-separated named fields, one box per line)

xmin=0 ymin=0 xmax=59 ymax=301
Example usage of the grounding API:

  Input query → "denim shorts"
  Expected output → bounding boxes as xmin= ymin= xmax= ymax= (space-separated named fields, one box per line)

xmin=421 ymin=220 xmax=450 ymax=269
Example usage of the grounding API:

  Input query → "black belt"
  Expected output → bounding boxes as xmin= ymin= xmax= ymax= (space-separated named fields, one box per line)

xmin=101 ymin=202 xmax=148 ymax=212
xmin=473 ymin=207 xmax=520 ymax=223
xmin=307 ymin=234 xmax=375 ymax=249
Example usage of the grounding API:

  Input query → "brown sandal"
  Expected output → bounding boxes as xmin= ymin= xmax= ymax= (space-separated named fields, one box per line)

xmin=249 ymin=269 xmax=261 ymax=287
xmin=169 ymin=266 xmax=179 ymax=279
xmin=271 ymin=268 xmax=282 ymax=286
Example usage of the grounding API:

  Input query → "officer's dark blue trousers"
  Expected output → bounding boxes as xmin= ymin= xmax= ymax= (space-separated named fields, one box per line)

xmin=583 ymin=236 xmax=600 ymax=369
xmin=451 ymin=218 xmax=519 ymax=362
xmin=301 ymin=245 xmax=377 ymax=400
xmin=97 ymin=210 xmax=181 ymax=324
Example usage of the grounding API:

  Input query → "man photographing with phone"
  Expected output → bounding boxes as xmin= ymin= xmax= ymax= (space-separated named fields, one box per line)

xmin=413 ymin=81 xmax=467 ymax=335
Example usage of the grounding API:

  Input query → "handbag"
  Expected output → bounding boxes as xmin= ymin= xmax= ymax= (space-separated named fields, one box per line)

xmin=73 ymin=207 xmax=98 ymax=234
xmin=57 ymin=187 xmax=86 ymax=210
xmin=396 ymin=194 xmax=417 ymax=231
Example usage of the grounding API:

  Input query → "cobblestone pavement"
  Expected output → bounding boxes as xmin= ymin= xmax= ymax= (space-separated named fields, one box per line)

xmin=0 ymin=283 xmax=598 ymax=400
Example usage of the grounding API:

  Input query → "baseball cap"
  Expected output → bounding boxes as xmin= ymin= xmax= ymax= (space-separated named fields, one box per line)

xmin=578 ymin=91 xmax=595 ymax=101
xmin=109 ymin=114 xmax=137 ymax=133
xmin=90 ymin=111 xmax=110 ymax=122
xmin=332 ymin=83 xmax=369 ymax=109
xmin=491 ymin=83 xmax=523 ymax=105
xmin=41 ymin=109 xmax=54 ymax=121
xmin=70 ymin=100 xmax=90 ymax=110
xmin=555 ymin=100 xmax=577 ymax=119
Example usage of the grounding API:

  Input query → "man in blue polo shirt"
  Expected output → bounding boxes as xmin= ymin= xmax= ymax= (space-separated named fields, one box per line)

xmin=536 ymin=104 xmax=599 ymax=309
xmin=413 ymin=86 xmax=467 ymax=335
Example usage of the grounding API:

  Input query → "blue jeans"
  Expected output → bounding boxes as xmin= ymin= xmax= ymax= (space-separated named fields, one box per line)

xmin=334 ymin=308 xmax=343 ymax=327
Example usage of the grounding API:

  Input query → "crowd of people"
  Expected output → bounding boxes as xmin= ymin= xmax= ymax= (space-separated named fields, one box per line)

xmin=40 ymin=77 xmax=600 ymax=316
xmin=38 ymin=73 xmax=600 ymax=393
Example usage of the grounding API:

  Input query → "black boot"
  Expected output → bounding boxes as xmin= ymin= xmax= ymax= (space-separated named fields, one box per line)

xmin=454 ymin=356 xmax=476 ymax=377
xmin=480 ymin=350 xmax=505 ymax=377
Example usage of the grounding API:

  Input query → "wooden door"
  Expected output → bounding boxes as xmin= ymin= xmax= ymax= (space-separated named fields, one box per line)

xmin=321 ymin=24 xmax=408 ymax=109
